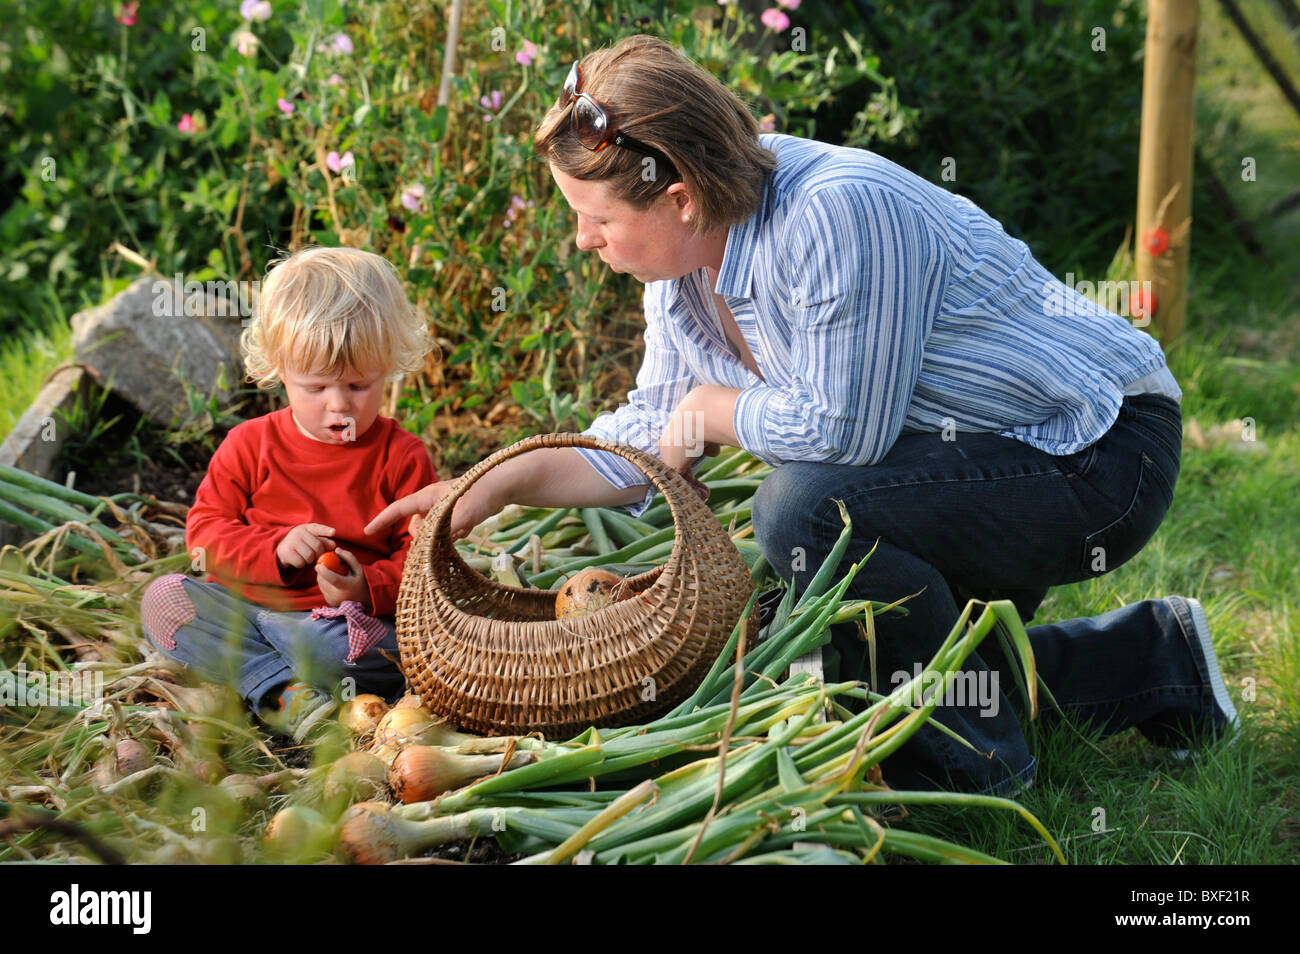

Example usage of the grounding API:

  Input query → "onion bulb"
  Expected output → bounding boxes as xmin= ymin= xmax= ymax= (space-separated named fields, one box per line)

xmin=370 ymin=707 xmax=435 ymax=751
xmin=115 ymin=738 xmax=152 ymax=777
xmin=218 ymin=774 xmax=270 ymax=813
xmin=555 ymin=568 xmax=631 ymax=619
xmin=393 ymin=693 xmax=427 ymax=711
xmin=322 ymin=751 xmax=389 ymax=805
xmin=337 ymin=694 xmax=389 ymax=736
xmin=264 ymin=805 xmax=334 ymax=860
xmin=389 ymin=745 xmax=536 ymax=804
xmin=337 ymin=801 xmax=502 ymax=865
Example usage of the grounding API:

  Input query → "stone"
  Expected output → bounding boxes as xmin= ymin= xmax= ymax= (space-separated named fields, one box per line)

xmin=70 ymin=276 xmax=250 ymax=427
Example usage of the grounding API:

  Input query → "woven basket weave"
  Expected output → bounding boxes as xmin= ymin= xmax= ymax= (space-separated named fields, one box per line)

xmin=395 ymin=433 xmax=756 ymax=737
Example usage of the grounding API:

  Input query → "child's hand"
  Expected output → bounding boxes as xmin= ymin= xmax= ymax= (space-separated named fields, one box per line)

xmin=316 ymin=548 xmax=370 ymax=609
xmin=276 ymin=524 xmax=336 ymax=570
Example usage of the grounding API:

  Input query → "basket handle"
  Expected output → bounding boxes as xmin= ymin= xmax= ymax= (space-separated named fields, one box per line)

xmin=426 ymin=432 xmax=717 ymax=549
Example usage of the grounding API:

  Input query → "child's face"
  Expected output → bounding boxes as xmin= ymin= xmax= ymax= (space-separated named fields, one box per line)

xmin=280 ymin=364 xmax=386 ymax=445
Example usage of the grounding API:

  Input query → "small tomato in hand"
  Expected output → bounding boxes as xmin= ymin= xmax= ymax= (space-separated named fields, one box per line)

xmin=316 ymin=551 xmax=347 ymax=575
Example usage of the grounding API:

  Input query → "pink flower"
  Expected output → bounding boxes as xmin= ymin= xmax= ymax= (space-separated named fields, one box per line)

xmin=400 ymin=184 xmax=425 ymax=211
xmin=115 ymin=2 xmax=139 ymax=26
xmin=239 ymin=0 xmax=272 ymax=21
xmin=327 ymin=73 xmax=344 ymax=87
xmin=717 ymin=0 xmax=734 ymax=4
xmin=330 ymin=32 xmax=353 ymax=54
xmin=480 ymin=90 xmax=503 ymax=111
xmin=277 ymin=97 xmax=295 ymax=115
xmin=515 ymin=40 xmax=538 ymax=66
xmin=505 ymin=194 xmax=534 ymax=225
xmin=326 ymin=150 xmax=355 ymax=173
xmin=776 ymin=0 xmax=801 ymax=8
xmin=235 ymin=31 xmax=259 ymax=57
xmin=177 ymin=114 xmax=195 ymax=133
xmin=760 ymin=8 xmax=790 ymax=30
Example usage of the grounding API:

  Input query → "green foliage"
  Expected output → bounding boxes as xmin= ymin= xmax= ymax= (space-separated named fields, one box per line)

xmin=1 ymin=0 xmax=907 ymax=457
xmin=851 ymin=0 xmax=1149 ymax=272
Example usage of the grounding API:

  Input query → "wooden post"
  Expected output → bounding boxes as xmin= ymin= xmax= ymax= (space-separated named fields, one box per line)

xmin=437 ymin=0 xmax=464 ymax=108
xmin=1136 ymin=0 xmax=1200 ymax=342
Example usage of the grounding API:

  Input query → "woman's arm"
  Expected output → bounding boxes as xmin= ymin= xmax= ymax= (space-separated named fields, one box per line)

xmin=363 ymin=447 xmax=649 ymax=539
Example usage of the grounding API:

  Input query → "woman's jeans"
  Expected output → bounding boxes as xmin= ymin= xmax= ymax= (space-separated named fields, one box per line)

xmin=752 ymin=393 xmax=1216 ymax=795
xmin=140 ymin=576 xmax=406 ymax=710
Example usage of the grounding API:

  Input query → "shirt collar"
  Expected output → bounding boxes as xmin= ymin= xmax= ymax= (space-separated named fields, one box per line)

xmin=712 ymin=136 xmax=780 ymax=299
xmin=712 ymin=178 xmax=772 ymax=300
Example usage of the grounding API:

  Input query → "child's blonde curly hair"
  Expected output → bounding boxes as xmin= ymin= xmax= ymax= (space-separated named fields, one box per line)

xmin=241 ymin=246 xmax=435 ymax=389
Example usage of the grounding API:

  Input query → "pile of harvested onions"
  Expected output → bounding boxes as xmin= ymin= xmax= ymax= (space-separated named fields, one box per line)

xmin=330 ymin=506 xmax=1065 ymax=866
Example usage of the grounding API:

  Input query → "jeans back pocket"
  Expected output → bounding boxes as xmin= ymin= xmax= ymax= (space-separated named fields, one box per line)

xmin=1080 ymin=452 xmax=1174 ymax=577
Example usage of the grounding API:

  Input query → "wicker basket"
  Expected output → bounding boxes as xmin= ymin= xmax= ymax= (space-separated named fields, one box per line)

xmin=395 ymin=433 xmax=756 ymax=737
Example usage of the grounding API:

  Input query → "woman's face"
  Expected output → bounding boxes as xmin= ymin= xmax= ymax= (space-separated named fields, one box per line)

xmin=280 ymin=363 xmax=386 ymax=444
xmin=550 ymin=166 xmax=724 ymax=283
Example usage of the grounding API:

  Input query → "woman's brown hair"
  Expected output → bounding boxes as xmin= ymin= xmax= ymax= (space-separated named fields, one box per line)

xmin=533 ymin=34 xmax=776 ymax=235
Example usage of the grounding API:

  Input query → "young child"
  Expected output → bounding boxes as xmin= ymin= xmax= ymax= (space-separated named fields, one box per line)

xmin=140 ymin=246 xmax=438 ymax=741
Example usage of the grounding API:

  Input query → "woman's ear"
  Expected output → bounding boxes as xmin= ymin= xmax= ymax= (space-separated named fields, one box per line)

xmin=666 ymin=181 xmax=695 ymax=223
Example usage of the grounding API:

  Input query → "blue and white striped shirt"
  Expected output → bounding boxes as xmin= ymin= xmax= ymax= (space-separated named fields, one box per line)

xmin=579 ymin=133 xmax=1180 ymax=514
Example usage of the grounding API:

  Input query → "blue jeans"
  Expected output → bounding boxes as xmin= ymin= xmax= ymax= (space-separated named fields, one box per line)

xmin=752 ymin=393 xmax=1220 ymax=794
xmin=140 ymin=576 xmax=406 ymax=710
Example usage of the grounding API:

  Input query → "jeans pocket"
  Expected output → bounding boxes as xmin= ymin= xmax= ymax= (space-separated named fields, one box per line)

xmin=1080 ymin=453 xmax=1172 ymax=576
xmin=1054 ymin=441 xmax=1099 ymax=479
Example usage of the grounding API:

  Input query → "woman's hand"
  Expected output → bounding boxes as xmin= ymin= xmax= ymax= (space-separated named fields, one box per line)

xmin=316 ymin=548 xmax=370 ymax=609
xmin=364 ymin=478 xmax=496 ymax=541
xmin=660 ymin=392 xmax=728 ymax=503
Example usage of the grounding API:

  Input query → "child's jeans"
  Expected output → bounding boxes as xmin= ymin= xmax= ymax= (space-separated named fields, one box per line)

xmin=140 ymin=575 xmax=407 ymax=709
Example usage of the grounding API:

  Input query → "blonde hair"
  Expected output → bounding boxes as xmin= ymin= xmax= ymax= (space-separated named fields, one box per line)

xmin=532 ymin=35 xmax=777 ymax=235
xmin=240 ymin=246 xmax=435 ymax=389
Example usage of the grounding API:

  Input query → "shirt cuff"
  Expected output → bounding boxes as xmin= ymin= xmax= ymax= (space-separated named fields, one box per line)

xmin=732 ymin=386 xmax=787 ymax=466
xmin=572 ymin=446 xmax=657 ymax=518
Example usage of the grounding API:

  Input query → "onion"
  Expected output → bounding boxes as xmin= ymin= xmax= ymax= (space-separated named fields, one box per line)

xmin=323 ymin=751 xmax=389 ymax=805
xmin=393 ymin=694 xmax=427 ymax=711
xmin=555 ymin=568 xmax=631 ymax=619
xmin=337 ymin=694 xmax=390 ymax=736
xmin=218 ymin=774 xmax=270 ymax=813
xmin=337 ymin=801 xmax=499 ymax=865
xmin=371 ymin=707 xmax=435 ymax=747
xmin=91 ymin=751 xmax=119 ymax=790
xmin=389 ymin=745 xmax=536 ymax=804
xmin=264 ymin=805 xmax=334 ymax=860
xmin=115 ymin=738 xmax=151 ymax=777
xmin=368 ymin=708 xmax=527 ymax=765
xmin=218 ymin=769 xmax=301 ymax=813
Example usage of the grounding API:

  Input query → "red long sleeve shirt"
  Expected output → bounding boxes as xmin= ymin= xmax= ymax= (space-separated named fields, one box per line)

xmin=185 ymin=407 xmax=437 ymax=616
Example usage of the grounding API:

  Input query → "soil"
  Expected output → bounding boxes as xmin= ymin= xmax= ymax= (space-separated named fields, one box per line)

xmin=62 ymin=388 xmax=279 ymax=505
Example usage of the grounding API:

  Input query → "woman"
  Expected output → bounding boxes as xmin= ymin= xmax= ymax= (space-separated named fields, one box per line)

xmin=366 ymin=35 xmax=1237 ymax=794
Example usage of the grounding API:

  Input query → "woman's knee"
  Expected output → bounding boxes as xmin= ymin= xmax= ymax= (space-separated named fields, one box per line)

xmin=753 ymin=463 xmax=845 ymax=577
xmin=140 ymin=574 xmax=196 ymax=652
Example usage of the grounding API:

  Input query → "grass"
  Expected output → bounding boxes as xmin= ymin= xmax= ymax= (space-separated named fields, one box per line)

xmin=0 ymin=284 xmax=73 ymax=443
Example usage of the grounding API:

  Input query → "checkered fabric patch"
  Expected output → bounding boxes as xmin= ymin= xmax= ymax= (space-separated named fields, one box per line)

xmin=310 ymin=601 xmax=388 ymax=663
xmin=141 ymin=574 xmax=193 ymax=651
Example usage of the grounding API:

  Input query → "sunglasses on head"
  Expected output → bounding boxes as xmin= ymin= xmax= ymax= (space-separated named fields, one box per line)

xmin=560 ymin=60 xmax=680 ymax=182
